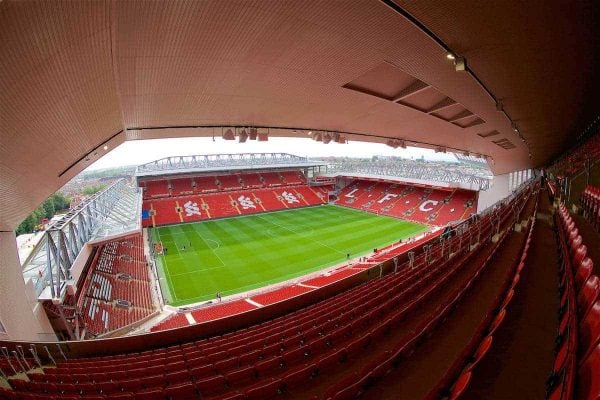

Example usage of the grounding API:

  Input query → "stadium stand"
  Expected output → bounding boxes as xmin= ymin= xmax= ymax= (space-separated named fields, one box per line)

xmin=143 ymin=185 xmax=327 ymax=227
xmin=150 ymin=314 xmax=191 ymax=332
xmin=260 ymin=172 xmax=285 ymax=187
xmin=77 ymin=235 xmax=156 ymax=338
xmin=143 ymin=180 xmax=170 ymax=198
xmin=170 ymin=178 xmax=194 ymax=196
xmin=215 ymin=174 xmax=243 ymax=191
xmin=241 ymin=173 xmax=264 ymax=189
xmin=143 ymin=171 xmax=310 ymax=201
xmin=280 ymin=171 xmax=306 ymax=185
xmin=0 ymin=183 xmax=542 ymax=400
xmin=548 ymin=132 xmax=600 ymax=178
xmin=193 ymin=176 xmax=220 ymax=193
xmin=2 ymin=3 xmax=600 ymax=400
xmin=250 ymin=285 xmax=314 ymax=306
xmin=336 ymin=179 xmax=477 ymax=226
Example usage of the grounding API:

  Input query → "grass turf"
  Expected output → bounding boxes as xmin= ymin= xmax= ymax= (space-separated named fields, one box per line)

xmin=152 ymin=205 xmax=428 ymax=306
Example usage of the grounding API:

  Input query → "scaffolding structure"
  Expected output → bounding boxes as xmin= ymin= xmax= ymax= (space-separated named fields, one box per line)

xmin=325 ymin=160 xmax=492 ymax=191
xmin=22 ymin=179 xmax=141 ymax=299
xmin=136 ymin=153 xmax=325 ymax=177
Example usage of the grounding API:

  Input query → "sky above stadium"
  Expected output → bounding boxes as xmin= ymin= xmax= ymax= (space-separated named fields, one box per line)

xmin=86 ymin=137 xmax=458 ymax=171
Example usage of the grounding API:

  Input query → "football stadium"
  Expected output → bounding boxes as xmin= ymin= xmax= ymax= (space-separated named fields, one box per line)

xmin=0 ymin=1 xmax=599 ymax=400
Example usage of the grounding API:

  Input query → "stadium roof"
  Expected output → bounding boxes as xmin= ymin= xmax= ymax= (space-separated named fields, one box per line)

xmin=135 ymin=153 xmax=326 ymax=178
xmin=1 ymin=0 xmax=599 ymax=230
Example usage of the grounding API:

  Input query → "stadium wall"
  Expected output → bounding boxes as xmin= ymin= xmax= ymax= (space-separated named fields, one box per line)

xmin=477 ymin=173 xmax=510 ymax=213
xmin=0 ymin=232 xmax=56 ymax=341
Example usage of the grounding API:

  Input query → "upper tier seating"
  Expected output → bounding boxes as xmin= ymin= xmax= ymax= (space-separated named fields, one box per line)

xmin=193 ymin=176 xmax=220 ymax=193
xmin=240 ymin=173 xmax=264 ymax=189
xmin=335 ymin=180 xmax=477 ymax=226
xmin=142 ymin=171 xmax=309 ymax=200
xmin=143 ymin=180 xmax=170 ymax=198
xmin=549 ymin=132 xmax=600 ymax=178
xmin=260 ymin=172 xmax=285 ymax=187
xmin=77 ymin=235 xmax=156 ymax=338
xmin=280 ymin=170 xmax=306 ymax=185
xmin=216 ymin=174 xmax=243 ymax=191
xmin=169 ymin=178 xmax=194 ymax=195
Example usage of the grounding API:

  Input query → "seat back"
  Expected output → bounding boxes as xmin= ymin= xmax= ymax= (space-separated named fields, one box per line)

xmin=577 ymin=343 xmax=600 ymax=400
xmin=573 ymin=245 xmax=588 ymax=266
xmin=580 ymin=300 xmax=600 ymax=363
xmin=449 ymin=371 xmax=472 ymax=400
xmin=575 ymin=258 xmax=594 ymax=291
xmin=578 ymin=275 xmax=600 ymax=320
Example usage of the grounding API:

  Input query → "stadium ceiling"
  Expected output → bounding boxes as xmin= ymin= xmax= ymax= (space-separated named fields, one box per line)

xmin=1 ymin=0 xmax=598 ymax=231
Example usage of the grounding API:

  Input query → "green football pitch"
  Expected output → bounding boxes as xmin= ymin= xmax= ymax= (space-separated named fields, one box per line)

xmin=151 ymin=205 xmax=428 ymax=306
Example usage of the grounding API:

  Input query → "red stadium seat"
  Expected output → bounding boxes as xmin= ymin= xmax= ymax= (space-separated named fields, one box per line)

xmin=449 ymin=371 xmax=472 ymax=399
xmin=244 ymin=378 xmax=283 ymax=400
xmin=489 ymin=309 xmax=506 ymax=335
xmin=500 ymin=289 xmax=515 ymax=310
xmin=225 ymin=366 xmax=257 ymax=388
xmin=255 ymin=356 xmax=285 ymax=376
xmin=573 ymin=245 xmax=588 ymax=266
xmin=575 ymin=258 xmax=595 ymax=291
xmin=133 ymin=388 xmax=164 ymax=400
xmin=577 ymin=343 xmax=600 ymax=400
xmin=465 ymin=335 xmax=493 ymax=372
xmin=579 ymin=275 xmax=600 ymax=320
xmin=570 ymin=235 xmax=583 ymax=252
xmin=579 ymin=300 xmax=600 ymax=363
xmin=196 ymin=375 xmax=228 ymax=397
xmin=164 ymin=382 xmax=197 ymax=399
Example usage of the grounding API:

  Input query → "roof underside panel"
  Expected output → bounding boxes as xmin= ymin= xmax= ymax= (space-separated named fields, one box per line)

xmin=1 ymin=0 xmax=598 ymax=230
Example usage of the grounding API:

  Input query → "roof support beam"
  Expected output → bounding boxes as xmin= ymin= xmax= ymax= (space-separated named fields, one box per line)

xmin=392 ymin=80 xmax=430 ymax=102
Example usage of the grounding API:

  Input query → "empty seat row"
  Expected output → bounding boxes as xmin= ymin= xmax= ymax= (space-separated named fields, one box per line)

xmin=551 ymin=203 xmax=600 ymax=400
xmin=77 ymin=234 xmax=155 ymax=338
xmin=141 ymin=171 xmax=308 ymax=200
xmin=548 ymin=132 xmax=600 ymax=178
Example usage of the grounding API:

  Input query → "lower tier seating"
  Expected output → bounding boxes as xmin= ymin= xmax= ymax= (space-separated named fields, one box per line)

xmin=142 ymin=185 xmax=326 ymax=227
